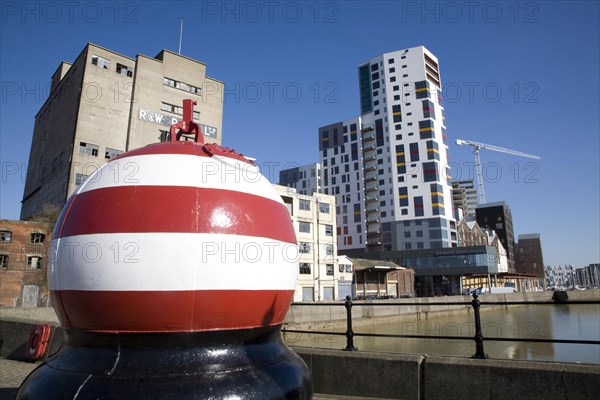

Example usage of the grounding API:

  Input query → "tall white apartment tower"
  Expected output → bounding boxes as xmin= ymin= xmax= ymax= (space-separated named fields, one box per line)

xmin=319 ymin=46 xmax=457 ymax=253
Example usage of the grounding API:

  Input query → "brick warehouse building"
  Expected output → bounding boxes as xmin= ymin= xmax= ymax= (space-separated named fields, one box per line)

xmin=0 ymin=220 xmax=53 ymax=307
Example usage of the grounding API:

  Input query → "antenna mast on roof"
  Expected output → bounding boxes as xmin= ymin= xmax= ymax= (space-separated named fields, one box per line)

xmin=178 ymin=18 xmax=183 ymax=55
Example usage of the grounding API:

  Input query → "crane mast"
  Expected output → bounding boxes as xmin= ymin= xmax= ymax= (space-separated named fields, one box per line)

xmin=455 ymin=139 xmax=541 ymax=204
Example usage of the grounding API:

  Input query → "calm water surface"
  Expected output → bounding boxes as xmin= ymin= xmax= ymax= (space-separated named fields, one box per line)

xmin=285 ymin=304 xmax=600 ymax=364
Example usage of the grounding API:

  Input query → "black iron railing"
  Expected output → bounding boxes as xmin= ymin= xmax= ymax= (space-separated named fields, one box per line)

xmin=282 ymin=294 xmax=600 ymax=359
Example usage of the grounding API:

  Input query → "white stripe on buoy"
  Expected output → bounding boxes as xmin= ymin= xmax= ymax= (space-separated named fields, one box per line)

xmin=48 ymin=233 xmax=299 ymax=291
xmin=76 ymin=154 xmax=281 ymax=204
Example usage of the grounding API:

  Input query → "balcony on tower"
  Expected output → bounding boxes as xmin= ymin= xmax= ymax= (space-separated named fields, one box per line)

xmin=363 ymin=150 xmax=376 ymax=162
xmin=364 ymin=160 xmax=377 ymax=171
xmin=362 ymin=130 xmax=375 ymax=142
xmin=366 ymin=223 xmax=381 ymax=235
xmin=367 ymin=236 xmax=382 ymax=246
xmin=366 ymin=213 xmax=380 ymax=223
xmin=361 ymin=123 xmax=374 ymax=133
xmin=365 ymin=192 xmax=379 ymax=203
xmin=364 ymin=171 xmax=378 ymax=182
xmin=363 ymin=141 xmax=376 ymax=152
xmin=365 ymin=203 xmax=379 ymax=213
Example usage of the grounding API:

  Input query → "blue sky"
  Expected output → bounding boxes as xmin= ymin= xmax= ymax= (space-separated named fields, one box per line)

xmin=1 ymin=1 xmax=598 ymax=267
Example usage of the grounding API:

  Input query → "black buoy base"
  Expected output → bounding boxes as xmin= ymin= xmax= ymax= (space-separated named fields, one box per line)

xmin=18 ymin=326 xmax=312 ymax=399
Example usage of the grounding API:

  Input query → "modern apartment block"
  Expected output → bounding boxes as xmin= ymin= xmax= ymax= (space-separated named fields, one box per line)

xmin=21 ymin=43 xmax=224 ymax=219
xmin=475 ymin=201 xmax=516 ymax=273
xmin=279 ymin=163 xmax=322 ymax=195
xmin=274 ymin=185 xmax=340 ymax=302
xmin=515 ymin=233 xmax=545 ymax=280
xmin=319 ymin=46 xmax=456 ymax=253
xmin=544 ymin=265 xmax=575 ymax=289
xmin=318 ymin=117 xmax=365 ymax=250
xmin=451 ymin=180 xmax=478 ymax=221
xmin=574 ymin=264 xmax=600 ymax=288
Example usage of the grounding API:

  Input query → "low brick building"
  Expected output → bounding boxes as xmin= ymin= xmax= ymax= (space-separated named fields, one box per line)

xmin=0 ymin=220 xmax=53 ymax=307
xmin=351 ymin=258 xmax=415 ymax=299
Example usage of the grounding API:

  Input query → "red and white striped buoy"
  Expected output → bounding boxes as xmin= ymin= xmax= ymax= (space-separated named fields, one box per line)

xmin=48 ymin=141 xmax=298 ymax=333
xmin=20 ymin=100 xmax=311 ymax=400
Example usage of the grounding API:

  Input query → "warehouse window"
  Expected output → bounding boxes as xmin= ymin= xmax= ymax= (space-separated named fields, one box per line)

xmin=299 ymin=222 xmax=311 ymax=233
xmin=27 ymin=256 xmax=42 ymax=270
xmin=324 ymin=244 xmax=334 ymax=256
xmin=79 ymin=142 xmax=99 ymax=157
xmin=75 ymin=173 xmax=88 ymax=186
xmin=116 ymin=63 xmax=134 ymax=77
xmin=299 ymin=263 xmax=312 ymax=274
xmin=105 ymin=147 xmax=123 ymax=160
xmin=30 ymin=233 xmax=46 ymax=244
xmin=164 ymin=77 xmax=180 ymax=88
xmin=91 ymin=55 xmax=110 ymax=69
xmin=319 ymin=203 xmax=330 ymax=214
xmin=0 ymin=254 xmax=8 ymax=269
xmin=161 ymin=102 xmax=182 ymax=114
xmin=0 ymin=231 xmax=12 ymax=242
xmin=326 ymin=264 xmax=334 ymax=276
xmin=299 ymin=242 xmax=311 ymax=253
xmin=299 ymin=200 xmax=311 ymax=211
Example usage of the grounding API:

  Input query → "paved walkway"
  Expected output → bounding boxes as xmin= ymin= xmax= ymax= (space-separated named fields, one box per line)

xmin=0 ymin=358 xmax=382 ymax=400
xmin=0 ymin=359 xmax=38 ymax=400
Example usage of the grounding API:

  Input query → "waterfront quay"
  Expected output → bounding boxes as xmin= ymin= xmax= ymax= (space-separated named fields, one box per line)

xmin=2 ymin=291 xmax=599 ymax=399
xmin=284 ymin=292 xmax=600 ymax=364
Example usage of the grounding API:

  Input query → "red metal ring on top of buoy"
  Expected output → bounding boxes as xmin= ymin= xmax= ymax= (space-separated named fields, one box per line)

xmin=27 ymin=324 xmax=51 ymax=361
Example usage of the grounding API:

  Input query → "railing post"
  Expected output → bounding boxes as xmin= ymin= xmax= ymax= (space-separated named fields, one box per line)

xmin=471 ymin=293 xmax=488 ymax=359
xmin=344 ymin=295 xmax=357 ymax=351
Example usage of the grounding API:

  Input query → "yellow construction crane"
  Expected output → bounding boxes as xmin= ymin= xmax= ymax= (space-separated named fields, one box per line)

xmin=455 ymin=139 xmax=541 ymax=204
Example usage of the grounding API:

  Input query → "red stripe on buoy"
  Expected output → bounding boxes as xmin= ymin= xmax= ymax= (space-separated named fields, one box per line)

xmin=52 ymin=195 xmax=76 ymax=239
xmin=58 ymin=186 xmax=296 ymax=243
xmin=52 ymin=290 xmax=294 ymax=332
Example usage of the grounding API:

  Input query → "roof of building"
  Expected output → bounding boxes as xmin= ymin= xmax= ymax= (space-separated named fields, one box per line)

xmin=474 ymin=201 xmax=508 ymax=208
xmin=349 ymin=258 xmax=405 ymax=271
xmin=337 ymin=255 xmax=353 ymax=265
xmin=518 ymin=233 xmax=541 ymax=240
xmin=466 ymin=220 xmax=478 ymax=229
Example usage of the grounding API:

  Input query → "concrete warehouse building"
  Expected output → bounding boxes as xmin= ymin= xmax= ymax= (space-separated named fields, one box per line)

xmin=21 ymin=43 xmax=224 ymax=219
xmin=274 ymin=185 xmax=341 ymax=302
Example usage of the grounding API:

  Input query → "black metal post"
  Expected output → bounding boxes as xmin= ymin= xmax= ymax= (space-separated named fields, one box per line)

xmin=471 ymin=293 xmax=488 ymax=359
xmin=344 ymin=295 xmax=357 ymax=351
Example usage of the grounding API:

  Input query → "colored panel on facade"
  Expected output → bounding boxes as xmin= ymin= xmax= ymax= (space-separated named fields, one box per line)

xmin=416 ymin=80 xmax=430 ymax=99
xmin=422 ymin=100 xmax=436 ymax=120
xmin=319 ymin=122 xmax=344 ymax=151
xmin=359 ymin=65 xmax=373 ymax=114
xmin=399 ymin=186 xmax=409 ymax=207
xmin=375 ymin=119 xmax=384 ymax=147
xmin=419 ymin=120 xmax=435 ymax=140
xmin=409 ymin=142 xmax=420 ymax=162
xmin=430 ymin=183 xmax=445 ymax=215
xmin=414 ymin=196 xmax=424 ymax=217
xmin=392 ymin=104 xmax=402 ymax=123
xmin=423 ymin=162 xmax=438 ymax=182
xmin=395 ymin=144 xmax=406 ymax=174
xmin=426 ymin=140 xmax=440 ymax=160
